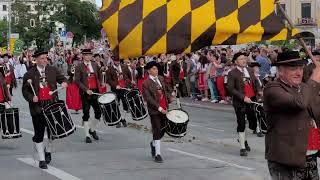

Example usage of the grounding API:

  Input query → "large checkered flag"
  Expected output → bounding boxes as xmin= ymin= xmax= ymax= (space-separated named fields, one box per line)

xmin=100 ymin=0 xmax=299 ymax=59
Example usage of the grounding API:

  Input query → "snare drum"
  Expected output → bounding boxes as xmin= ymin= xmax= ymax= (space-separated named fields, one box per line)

xmin=98 ymin=93 xmax=122 ymax=126
xmin=43 ymin=100 xmax=76 ymax=139
xmin=125 ymin=89 xmax=148 ymax=121
xmin=0 ymin=108 xmax=22 ymax=139
xmin=166 ymin=109 xmax=189 ymax=138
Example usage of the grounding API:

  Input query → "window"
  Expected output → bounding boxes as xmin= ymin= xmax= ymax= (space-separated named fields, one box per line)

xmin=3 ymin=5 xmax=7 ymax=11
xmin=27 ymin=5 xmax=31 ymax=11
xmin=301 ymin=3 xmax=311 ymax=18
xmin=3 ymin=16 xmax=7 ymax=21
xmin=30 ymin=19 xmax=35 ymax=27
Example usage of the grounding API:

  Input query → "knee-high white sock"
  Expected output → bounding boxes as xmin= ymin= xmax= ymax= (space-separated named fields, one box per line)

xmin=90 ymin=119 xmax=100 ymax=131
xmin=154 ymin=140 xmax=161 ymax=155
xmin=256 ymin=121 xmax=261 ymax=133
xmin=84 ymin=121 xmax=90 ymax=137
xmin=35 ymin=142 xmax=45 ymax=161
xmin=239 ymin=132 xmax=246 ymax=149
xmin=46 ymin=139 xmax=53 ymax=153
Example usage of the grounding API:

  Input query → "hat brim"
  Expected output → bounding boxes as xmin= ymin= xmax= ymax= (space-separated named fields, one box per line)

xmin=272 ymin=59 xmax=308 ymax=66
xmin=32 ymin=51 xmax=48 ymax=58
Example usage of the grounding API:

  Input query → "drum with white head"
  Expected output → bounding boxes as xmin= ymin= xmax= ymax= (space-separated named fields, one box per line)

xmin=98 ymin=92 xmax=121 ymax=125
xmin=166 ymin=109 xmax=189 ymax=138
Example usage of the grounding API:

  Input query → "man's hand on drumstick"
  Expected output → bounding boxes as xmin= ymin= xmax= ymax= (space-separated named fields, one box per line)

xmin=101 ymin=83 xmax=106 ymax=87
xmin=244 ymin=96 xmax=252 ymax=104
xmin=116 ymin=85 xmax=121 ymax=89
xmin=61 ymin=82 xmax=68 ymax=88
xmin=33 ymin=96 xmax=39 ymax=103
xmin=86 ymin=89 xmax=93 ymax=95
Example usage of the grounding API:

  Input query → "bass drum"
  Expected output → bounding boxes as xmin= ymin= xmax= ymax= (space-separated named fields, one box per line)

xmin=166 ymin=109 xmax=189 ymax=138
xmin=125 ymin=89 xmax=148 ymax=121
xmin=43 ymin=100 xmax=76 ymax=139
xmin=0 ymin=108 xmax=22 ymax=139
xmin=98 ymin=93 xmax=122 ymax=126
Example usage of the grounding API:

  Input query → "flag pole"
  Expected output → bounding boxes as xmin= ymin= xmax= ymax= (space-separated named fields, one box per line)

xmin=275 ymin=1 xmax=317 ymax=65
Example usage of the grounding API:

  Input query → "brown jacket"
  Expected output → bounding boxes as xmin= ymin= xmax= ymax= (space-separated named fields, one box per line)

xmin=226 ymin=67 xmax=261 ymax=107
xmin=106 ymin=64 xmax=132 ymax=91
xmin=142 ymin=76 xmax=171 ymax=115
xmin=0 ymin=73 xmax=10 ymax=102
xmin=22 ymin=66 xmax=67 ymax=116
xmin=75 ymin=62 xmax=101 ymax=94
xmin=264 ymin=79 xmax=320 ymax=167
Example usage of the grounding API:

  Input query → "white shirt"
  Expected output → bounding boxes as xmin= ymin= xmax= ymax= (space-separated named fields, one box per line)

xmin=113 ymin=64 xmax=122 ymax=73
xmin=84 ymin=61 xmax=94 ymax=73
xmin=237 ymin=66 xmax=250 ymax=78
xmin=149 ymin=75 xmax=162 ymax=88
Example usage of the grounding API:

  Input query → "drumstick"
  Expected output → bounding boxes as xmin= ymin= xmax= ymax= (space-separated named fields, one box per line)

xmin=92 ymin=92 xmax=103 ymax=96
xmin=121 ymin=88 xmax=131 ymax=91
xmin=27 ymin=79 xmax=37 ymax=96
xmin=49 ymin=87 xmax=64 ymax=95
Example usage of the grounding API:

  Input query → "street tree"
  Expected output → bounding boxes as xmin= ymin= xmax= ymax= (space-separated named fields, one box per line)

xmin=52 ymin=0 xmax=101 ymax=44
xmin=0 ymin=20 xmax=8 ymax=47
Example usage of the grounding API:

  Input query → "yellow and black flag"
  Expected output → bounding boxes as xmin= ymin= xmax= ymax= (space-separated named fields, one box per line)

xmin=100 ymin=0 xmax=299 ymax=59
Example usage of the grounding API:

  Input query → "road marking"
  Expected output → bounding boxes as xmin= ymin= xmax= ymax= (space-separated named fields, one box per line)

xmin=168 ymin=148 xmax=255 ymax=171
xmin=189 ymin=124 xmax=225 ymax=132
xmin=21 ymin=128 xmax=48 ymax=139
xmin=17 ymin=157 xmax=82 ymax=180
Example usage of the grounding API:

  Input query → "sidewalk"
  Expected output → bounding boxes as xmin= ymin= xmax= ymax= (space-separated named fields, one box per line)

xmin=179 ymin=98 xmax=234 ymax=113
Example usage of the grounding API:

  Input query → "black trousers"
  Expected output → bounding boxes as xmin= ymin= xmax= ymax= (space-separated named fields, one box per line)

xmin=31 ymin=113 xmax=51 ymax=143
xmin=268 ymin=155 xmax=319 ymax=180
xmin=234 ymin=104 xmax=257 ymax=132
xmin=150 ymin=113 xmax=167 ymax=140
xmin=113 ymin=89 xmax=128 ymax=112
xmin=81 ymin=91 xmax=101 ymax=122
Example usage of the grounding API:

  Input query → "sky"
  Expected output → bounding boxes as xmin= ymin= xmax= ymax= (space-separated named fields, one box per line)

xmin=96 ymin=0 xmax=102 ymax=7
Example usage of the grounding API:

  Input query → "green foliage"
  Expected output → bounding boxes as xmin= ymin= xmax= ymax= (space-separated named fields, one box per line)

xmin=0 ymin=20 xmax=8 ymax=47
xmin=51 ymin=0 xmax=101 ymax=44
xmin=11 ymin=0 xmax=101 ymax=49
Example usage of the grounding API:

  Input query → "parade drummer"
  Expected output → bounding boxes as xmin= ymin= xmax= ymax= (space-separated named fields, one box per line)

xmin=22 ymin=50 xmax=68 ymax=169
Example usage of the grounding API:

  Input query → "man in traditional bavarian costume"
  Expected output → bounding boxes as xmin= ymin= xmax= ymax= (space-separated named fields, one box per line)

xmin=75 ymin=49 xmax=103 ymax=143
xmin=22 ymin=50 xmax=68 ymax=169
xmin=265 ymin=51 xmax=320 ymax=180
xmin=106 ymin=58 xmax=132 ymax=128
xmin=142 ymin=61 xmax=172 ymax=163
xmin=1 ymin=54 xmax=17 ymax=96
xmin=226 ymin=52 xmax=262 ymax=157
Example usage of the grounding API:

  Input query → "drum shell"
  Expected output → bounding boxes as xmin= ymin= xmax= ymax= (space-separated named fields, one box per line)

xmin=0 ymin=108 xmax=22 ymax=139
xmin=98 ymin=93 xmax=122 ymax=126
xmin=43 ymin=100 xmax=76 ymax=139
xmin=125 ymin=89 xmax=148 ymax=121
xmin=166 ymin=109 xmax=189 ymax=138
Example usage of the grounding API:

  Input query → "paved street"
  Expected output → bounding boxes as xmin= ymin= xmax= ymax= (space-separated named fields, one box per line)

xmin=1 ymin=84 xmax=271 ymax=180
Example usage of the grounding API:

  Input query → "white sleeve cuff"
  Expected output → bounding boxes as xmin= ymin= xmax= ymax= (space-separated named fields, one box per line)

xmin=158 ymin=107 xmax=163 ymax=112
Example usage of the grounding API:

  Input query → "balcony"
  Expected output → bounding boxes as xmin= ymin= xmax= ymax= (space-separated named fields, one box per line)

xmin=296 ymin=18 xmax=317 ymax=26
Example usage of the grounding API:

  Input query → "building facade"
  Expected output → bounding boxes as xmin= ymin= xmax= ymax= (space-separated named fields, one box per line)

xmin=278 ymin=0 xmax=320 ymax=47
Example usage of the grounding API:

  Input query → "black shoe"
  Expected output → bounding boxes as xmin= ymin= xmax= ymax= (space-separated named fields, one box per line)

xmin=89 ymin=130 xmax=99 ymax=140
xmin=257 ymin=132 xmax=264 ymax=137
xmin=39 ymin=161 xmax=48 ymax=169
xmin=85 ymin=137 xmax=92 ymax=143
xmin=245 ymin=141 xmax=251 ymax=152
xmin=154 ymin=155 xmax=163 ymax=163
xmin=150 ymin=142 xmax=155 ymax=157
xmin=121 ymin=119 xmax=127 ymax=127
xmin=240 ymin=149 xmax=247 ymax=156
xmin=45 ymin=152 xmax=51 ymax=164
xmin=116 ymin=123 xmax=121 ymax=128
